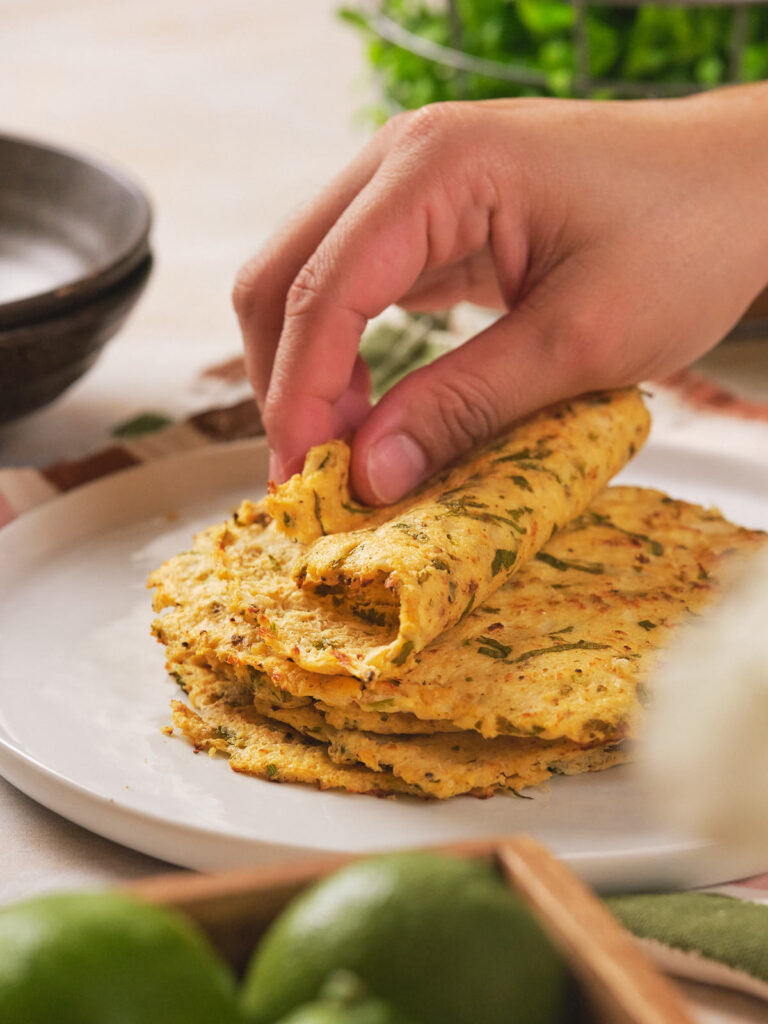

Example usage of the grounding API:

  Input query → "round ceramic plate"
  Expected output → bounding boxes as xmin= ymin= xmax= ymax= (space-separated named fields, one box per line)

xmin=0 ymin=439 xmax=765 ymax=889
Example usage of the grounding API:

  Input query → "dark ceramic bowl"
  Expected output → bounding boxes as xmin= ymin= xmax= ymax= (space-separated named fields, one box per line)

xmin=0 ymin=133 xmax=153 ymax=424
xmin=0 ymin=255 xmax=152 ymax=426
xmin=0 ymin=133 xmax=152 ymax=330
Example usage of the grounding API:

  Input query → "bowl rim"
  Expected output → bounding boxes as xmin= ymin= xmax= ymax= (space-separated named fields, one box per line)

xmin=0 ymin=252 xmax=154 ymax=348
xmin=0 ymin=131 xmax=153 ymax=330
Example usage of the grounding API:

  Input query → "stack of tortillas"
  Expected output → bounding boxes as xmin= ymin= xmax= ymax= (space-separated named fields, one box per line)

xmin=149 ymin=389 xmax=766 ymax=798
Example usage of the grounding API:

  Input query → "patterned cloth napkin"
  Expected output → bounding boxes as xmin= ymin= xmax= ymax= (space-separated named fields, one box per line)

xmin=2 ymin=338 xmax=768 ymax=1006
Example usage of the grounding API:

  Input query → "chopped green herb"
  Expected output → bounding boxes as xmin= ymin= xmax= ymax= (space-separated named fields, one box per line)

xmin=511 ymin=640 xmax=610 ymax=665
xmin=351 ymin=605 xmax=388 ymax=628
xmin=586 ymin=512 xmax=663 ymax=555
xmin=515 ymin=461 xmax=563 ymax=485
xmin=341 ymin=500 xmax=369 ymax=514
xmin=476 ymin=635 xmax=512 ymax=660
xmin=311 ymin=638 xmax=339 ymax=651
xmin=638 ymin=620 xmax=657 ymax=631
xmin=391 ymin=521 xmax=428 ymax=541
xmin=112 ymin=412 xmax=173 ymax=438
xmin=312 ymin=491 xmax=326 ymax=536
xmin=536 ymin=552 xmax=604 ymax=574
xmin=491 ymin=548 xmax=517 ymax=577
xmin=457 ymin=592 xmax=476 ymax=623
xmin=391 ymin=640 xmax=415 ymax=667
xmin=439 ymin=496 xmax=525 ymax=532
xmin=367 ymin=698 xmax=397 ymax=710
xmin=437 ymin=492 xmax=488 ymax=509
xmin=509 ymin=475 xmax=532 ymax=492
xmin=170 ymin=670 xmax=188 ymax=693
xmin=493 ymin=445 xmax=552 ymax=463
xmin=265 ymin=763 xmax=279 ymax=778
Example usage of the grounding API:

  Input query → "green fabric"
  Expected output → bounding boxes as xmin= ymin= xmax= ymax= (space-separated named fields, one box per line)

xmin=606 ymin=893 xmax=768 ymax=983
xmin=111 ymin=412 xmax=173 ymax=438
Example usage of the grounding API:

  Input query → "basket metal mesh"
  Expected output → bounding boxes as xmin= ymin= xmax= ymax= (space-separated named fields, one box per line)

xmin=363 ymin=0 xmax=766 ymax=98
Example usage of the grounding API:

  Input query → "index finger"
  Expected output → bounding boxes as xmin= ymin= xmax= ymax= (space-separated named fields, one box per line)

xmin=233 ymin=121 xmax=402 ymax=407
xmin=263 ymin=138 xmax=480 ymax=477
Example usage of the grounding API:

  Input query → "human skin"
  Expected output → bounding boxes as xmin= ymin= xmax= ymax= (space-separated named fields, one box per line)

xmin=233 ymin=84 xmax=768 ymax=505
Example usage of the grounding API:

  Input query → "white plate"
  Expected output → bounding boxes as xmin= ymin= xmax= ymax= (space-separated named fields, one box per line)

xmin=0 ymin=439 xmax=765 ymax=889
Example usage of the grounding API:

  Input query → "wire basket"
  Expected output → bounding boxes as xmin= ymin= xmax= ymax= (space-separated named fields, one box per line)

xmin=357 ymin=0 xmax=768 ymax=100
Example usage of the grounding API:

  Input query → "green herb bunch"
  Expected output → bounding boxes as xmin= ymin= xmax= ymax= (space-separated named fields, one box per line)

xmin=340 ymin=1 xmax=768 ymax=121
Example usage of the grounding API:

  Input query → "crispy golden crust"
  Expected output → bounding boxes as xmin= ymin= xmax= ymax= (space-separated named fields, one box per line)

xmin=169 ymin=660 xmax=627 ymax=799
xmin=325 ymin=728 xmax=629 ymax=800
xmin=164 ymin=486 xmax=765 ymax=744
xmin=149 ymin=525 xmax=457 ymax=736
xmin=148 ymin=389 xmax=767 ymax=800
xmin=169 ymin=662 xmax=422 ymax=798
xmin=261 ymin=389 xmax=650 ymax=678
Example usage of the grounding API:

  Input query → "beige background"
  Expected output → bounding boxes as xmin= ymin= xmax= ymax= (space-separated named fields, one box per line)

xmin=1 ymin=0 xmax=366 ymax=464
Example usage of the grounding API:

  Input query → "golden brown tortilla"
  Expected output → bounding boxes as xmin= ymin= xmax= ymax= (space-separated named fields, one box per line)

xmin=152 ymin=484 xmax=766 ymax=748
xmin=260 ymin=389 xmax=650 ymax=678
xmin=169 ymin=659 xmax=627 ymax=799
xmin=324 ymin=727 xmax=629 ymax=799
xmin=218 ymin=486 xmax=766 ymax=744
xmin=168 ymin=660 xmax=422 ymax=797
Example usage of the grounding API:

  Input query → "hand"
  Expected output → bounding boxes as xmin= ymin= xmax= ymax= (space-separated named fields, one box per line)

xmin=234 ymin=86 xmax=768 ymax=504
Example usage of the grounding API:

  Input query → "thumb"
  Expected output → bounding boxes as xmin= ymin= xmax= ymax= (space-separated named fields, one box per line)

xmin=350 ymin=298 xmax=602 ymax=505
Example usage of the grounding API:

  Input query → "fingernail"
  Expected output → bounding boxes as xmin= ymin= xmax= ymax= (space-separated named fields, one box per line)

xmin=367 ymin=433 xmax=428 ymax=504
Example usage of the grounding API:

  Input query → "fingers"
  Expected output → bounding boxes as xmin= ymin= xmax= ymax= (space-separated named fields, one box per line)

xmin=349 ymin=268 xmax=618 ymax=505
xmin=232 ymin=120 xmax=404 ymax=407
xmin=262 ymin=105 xmax=512 ymax=479
xmin=268 ymin=355 xmax=372 ymax=480
xmin=262 ymin=178 xmax=472 ymax=474
xmin=398 ymin=249 xmax=506 ymax=312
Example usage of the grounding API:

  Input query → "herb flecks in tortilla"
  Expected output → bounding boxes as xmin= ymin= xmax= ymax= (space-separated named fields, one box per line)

xmin=491 ymin=548 xmax=517 ymax=577
xmin=535 ymin=552 xmax=604 ymax=575
xmin=391 ymin=641 xmax=415 ymax=667
xmin=509 ymin=475 xmax=533 ymax=492
xmin=580 ymin=510 xmax=664 ymax=556
xmin=313 ymin=491 xmax=327 ymax=536
xmin=512 ymin=641 xmax=611 ymax=664
xmin=493 ymin=445 xmax=553 ymax=463
xmin=476 ymin=635 xmax=512 ymax=660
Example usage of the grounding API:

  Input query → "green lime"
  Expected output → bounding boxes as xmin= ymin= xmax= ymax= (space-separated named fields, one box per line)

xmin=0 ymin=890 xmax=242 ymax=1024
xmin=241 ymin=852 xmax=566 ymax=1024
xmin=275 ymin=971 xmax=419 ymax=1024
xmin=276 ymin=997 xmax=416 ymax=1024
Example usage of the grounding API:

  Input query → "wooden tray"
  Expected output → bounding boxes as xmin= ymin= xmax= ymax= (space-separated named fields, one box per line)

xmin=125 ymin=835 xmax=694 ymax=1024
